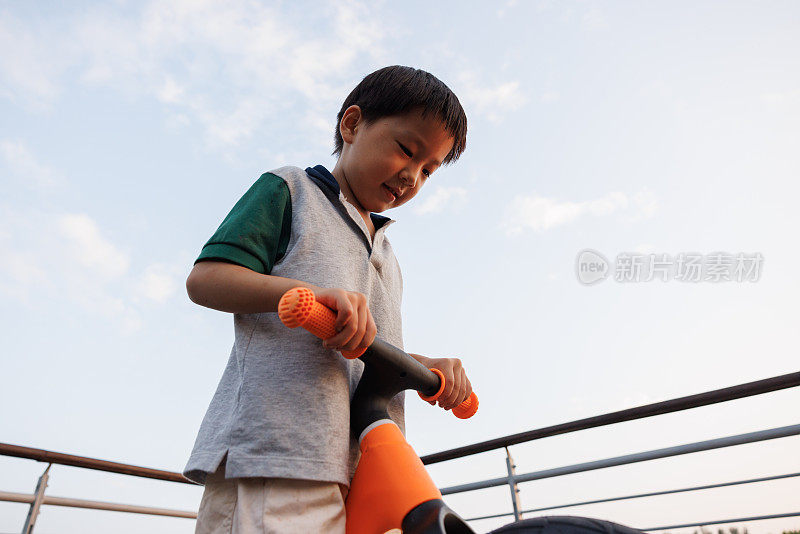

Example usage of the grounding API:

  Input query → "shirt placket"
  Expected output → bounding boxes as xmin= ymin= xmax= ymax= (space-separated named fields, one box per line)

xmin=369 ymin=224 xmax=394 ymax=275
xmin=336 ymin=192 xmax=395 ymax=274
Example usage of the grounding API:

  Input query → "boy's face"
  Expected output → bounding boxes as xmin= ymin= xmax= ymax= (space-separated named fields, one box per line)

xmin=334 ymin=106 xmax=454 ymax=215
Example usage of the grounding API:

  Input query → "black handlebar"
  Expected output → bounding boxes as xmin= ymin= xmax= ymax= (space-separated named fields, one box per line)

xmin=351 ymin=338 xmax=441 ymax=438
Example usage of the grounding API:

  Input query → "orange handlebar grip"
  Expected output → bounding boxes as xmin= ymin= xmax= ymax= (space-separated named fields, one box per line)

xmin=277 ymin=287 xmax=366 ymax=359
xmin=418 ymin=368 xmax=446 ymax=402
xmin=418 ymin=368 xmax=479 ymax=419
xmin=453 ymin=392 xmax=479 ymax=419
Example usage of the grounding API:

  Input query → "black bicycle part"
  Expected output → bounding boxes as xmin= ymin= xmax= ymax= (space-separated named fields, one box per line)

xmin=488 ymin=516 xmax=645 ymax=534
xmin=350 ymin=338 xmax=441 ymax=438
xmin=401 ymin=499 xmax=476 ymax=534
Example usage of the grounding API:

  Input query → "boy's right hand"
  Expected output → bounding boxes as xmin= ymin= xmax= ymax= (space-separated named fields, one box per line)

xmin=313 ymin=288 xmax=377 ymax=353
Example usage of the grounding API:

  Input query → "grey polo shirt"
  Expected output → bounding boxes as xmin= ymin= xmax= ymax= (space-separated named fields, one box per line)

xmin=183 ymin=165 xmax=405 ymax=486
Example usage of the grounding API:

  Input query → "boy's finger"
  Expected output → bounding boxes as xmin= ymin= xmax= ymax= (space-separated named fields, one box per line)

xmin=438 ymin=371 xmax=457 ymax=409
xmin=363 ymin=311 xmax=377 ymax=347
xmin=324 ymin=310 xmax=357 ymax=349
xmin=356 ymin=298 xmax=369 ymax=348
xmin=334 ymin=299 xmax=354 ymax=332
xmin=330 ymin=318 xmax=357 ymax=349
xmin=343 ymin=299 xmax=368 ymax=351
xmin=457 ymin=367 xmax=469 ymax=405
xmin=315 ymin=290 xmax=349 ymax=328
xmin=449 ymin=370 xmax=468 ymax=409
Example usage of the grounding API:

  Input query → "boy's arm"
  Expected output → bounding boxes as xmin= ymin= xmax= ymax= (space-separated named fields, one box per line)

xmin=186 ymin=261 xmax=377 ymax=353
xmin=187 ymin=261 xmax=321 ymax=314
xmin=189 ymin=264 xmax=472 ymax=406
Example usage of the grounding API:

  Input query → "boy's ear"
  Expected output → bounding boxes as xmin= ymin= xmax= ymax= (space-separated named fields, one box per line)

xmin=340 ymin=105 xmax=362 ymax=144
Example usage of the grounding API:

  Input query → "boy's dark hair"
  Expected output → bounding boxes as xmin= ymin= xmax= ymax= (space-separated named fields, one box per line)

xmin=333 ymin=66 xmax=467 ymax=165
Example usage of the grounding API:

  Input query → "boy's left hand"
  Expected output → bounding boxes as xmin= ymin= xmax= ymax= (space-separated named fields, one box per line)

xmin=411 ymin=354 xmax=472 ymax=411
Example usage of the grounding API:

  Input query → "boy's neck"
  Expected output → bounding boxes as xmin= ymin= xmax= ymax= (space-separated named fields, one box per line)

xmin=331 ymin=162 xmax=373 ymax=230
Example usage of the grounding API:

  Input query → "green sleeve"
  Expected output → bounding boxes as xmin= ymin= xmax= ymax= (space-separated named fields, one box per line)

xmin=196 ymin=173 xmax=292 ymax=274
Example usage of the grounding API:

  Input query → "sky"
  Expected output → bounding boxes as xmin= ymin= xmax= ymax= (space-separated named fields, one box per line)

xmin=1 ymin=1 xmax=799 ymax=533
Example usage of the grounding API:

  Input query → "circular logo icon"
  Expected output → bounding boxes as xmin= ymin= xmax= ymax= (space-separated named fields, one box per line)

xmin=575 ymin=249 xmax=610 ymax=285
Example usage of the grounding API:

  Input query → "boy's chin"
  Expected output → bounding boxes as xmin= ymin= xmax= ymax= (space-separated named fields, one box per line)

xmin=367 ymin=199 xmax=396 ymax=213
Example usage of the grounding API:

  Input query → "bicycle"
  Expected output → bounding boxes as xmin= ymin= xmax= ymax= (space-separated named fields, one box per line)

xmin=278 ymin=287 xmax=642 ymax=534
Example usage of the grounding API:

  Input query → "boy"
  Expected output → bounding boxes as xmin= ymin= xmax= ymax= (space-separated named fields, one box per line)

xmin=184 ymin=65 xmax=472 ymax=533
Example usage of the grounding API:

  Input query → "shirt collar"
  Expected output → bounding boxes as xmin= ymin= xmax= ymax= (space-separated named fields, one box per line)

xmin=305 ymin=165 xmax=393 ymax=230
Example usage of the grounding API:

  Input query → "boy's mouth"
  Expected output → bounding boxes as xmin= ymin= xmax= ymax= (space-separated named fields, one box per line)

xmin=382 ymin=184 xmax=399 ymax=201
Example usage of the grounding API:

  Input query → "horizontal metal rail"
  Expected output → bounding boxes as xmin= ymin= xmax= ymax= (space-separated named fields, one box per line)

xmin=2 ymin=370 xmax=797 ymax=532
xmin=442 ymin=423 xmax=800 ymax=495
xmin=422 ymin=371 xmax=800 ymax=464
xmin=642 ymin=511 xmax=800 ymax=531
xmin=0 ymin=491 xmax=196 ymax=519
xmin=0 ymin=442 xmax=192 ymax=484
xmin=465 ymin=471 xmax=800 ymax=521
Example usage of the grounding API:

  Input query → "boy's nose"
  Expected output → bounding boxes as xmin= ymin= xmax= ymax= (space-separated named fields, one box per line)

xmin=399 ymin=168 xmax=418 ymax=188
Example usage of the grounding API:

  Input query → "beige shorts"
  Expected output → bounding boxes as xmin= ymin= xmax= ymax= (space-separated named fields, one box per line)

xmin=195 ymin=461 xmax=348 ymax=534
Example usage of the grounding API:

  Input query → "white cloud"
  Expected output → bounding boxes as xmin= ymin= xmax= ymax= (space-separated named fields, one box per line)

xmin=58 ymin=213 xmax=130 ymax=279
xmin=0 ymin=249 xmax=50 ymax=303
xmin=0 ymin=208 xmax=178 ymax=332
xmin=138 ymin=263 xmax=180 ymax=303
xmin=456 ymin=71 xmax=526 ymax=123
xmin=1 ymin=1 xmax=389 ymax=152
xmin=496 ymin=0 xmax=519 ymax=18
xmin=412 ymin=186 xmax=468 ymax=215
xmin=0 ymin=12 xmax=73 ymax=108
xmin=504 ymin=190 xmax=657 ymax=234
xmin=0 ymin=139 xmax=59 ymax=189
xmin=629 ymin=191 xmax=658 ymax=220
xmin=333 ymin=1 xmax=389 ymax=57
xmin=2 ymin=1 xmax=528 ymax=149
xmin=157 ymin=77 xmax=185 ymax=104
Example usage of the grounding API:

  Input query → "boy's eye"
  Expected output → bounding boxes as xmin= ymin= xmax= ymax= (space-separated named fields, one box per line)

xmin=397 ymin=142 xmax=412 ymax=157
xmin=422 ymin=169 xmax=431 ymax=178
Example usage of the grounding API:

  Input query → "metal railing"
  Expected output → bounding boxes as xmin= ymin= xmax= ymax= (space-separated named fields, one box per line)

xmin=420 ymin=370 xmax=800 ymax=530
xmin=0 ymin=442 xmax=197 ymax=533
xmin=2 ymin=370 xmax=798 ymax=533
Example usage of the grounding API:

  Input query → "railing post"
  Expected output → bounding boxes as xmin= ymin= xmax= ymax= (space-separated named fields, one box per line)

xmin=504 ymin=447 xmax=522 ymax=521
xmin=22 ymin=463 xmax=50 ymax=534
